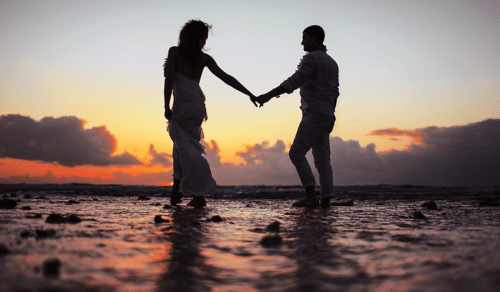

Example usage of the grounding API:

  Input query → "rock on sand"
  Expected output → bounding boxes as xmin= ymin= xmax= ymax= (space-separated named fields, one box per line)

xmin=0 ymin=243 xmax=10 ymax=256
xmin=0 ymin=198 xmax=17 ymax=209
xmin=266 ymin=221 xmax=280 ymax=232
xmin=154 ymin=215 xmax=169 ymax=224
xmin=260 ymin=235 xmax=282 ymax=247
xmin=46 ymin=213 xmax=82 ymax=224
xmin=43 ymin=258 xmax=62 ymax=277
xmin=421 ymin=200 xmax=438 ymax=210
xmin=414 ymin=211 xmax=427 ymax=219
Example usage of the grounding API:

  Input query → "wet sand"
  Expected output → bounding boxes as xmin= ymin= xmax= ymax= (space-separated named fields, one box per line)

xmin=1 ymin=184 xmax=500 ymax=291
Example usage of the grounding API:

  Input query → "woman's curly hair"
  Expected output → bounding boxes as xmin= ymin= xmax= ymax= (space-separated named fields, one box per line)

xmin=178 ymin=19 xmax=212 ymax=65
xmin=164 ymin=20 xmax=212 ymax=73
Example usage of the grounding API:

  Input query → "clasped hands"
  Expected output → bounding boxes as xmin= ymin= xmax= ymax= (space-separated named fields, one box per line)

xmin=249 ymin=93 xmax=274 ymax=108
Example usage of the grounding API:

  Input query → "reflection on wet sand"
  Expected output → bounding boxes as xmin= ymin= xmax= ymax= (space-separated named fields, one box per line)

xmin=1 ymin=184 xmax=500 ymax=291
xmin=156 ymin=206 xmax=213 ymax=292
xmin=284 ymin=208 xmax=369 ymax=291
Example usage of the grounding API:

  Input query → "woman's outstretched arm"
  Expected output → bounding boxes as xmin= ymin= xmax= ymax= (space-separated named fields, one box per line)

xmin=205 ymin=55 xmax=257 ymax=107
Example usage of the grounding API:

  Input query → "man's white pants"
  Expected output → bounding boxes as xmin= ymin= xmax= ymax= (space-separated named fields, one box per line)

xmin=289 ymin=114 xmax=335 ymax=199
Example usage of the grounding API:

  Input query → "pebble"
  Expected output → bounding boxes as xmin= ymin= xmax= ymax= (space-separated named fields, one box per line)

xmin=154 ymin=215 xmax=169 ymax=223
xmin=21 ymin=206 xmax=32 ymax=210
xmin=46 ymin=213 xmax=66 ymax=223
xmin=422 ymin=200 xmax=438 ymax=210
xmin=66 ymin=214 xmax=82 ymax=223
xmin=138 ymin=195 xmax=150 ymax=200
xmin=260 ymin=235 xmax=282 ymax=247
xmin=414 ymin=211 xmax=427 ymax=219
xmin=0 ymin=243 xmax=10 ymax=256
xmin=65 ymin=200 xmax=80 ymax=205
xmin=36 ymin=229 xmax=56 ymax=239
xmin=208 ymin=215 xmax=224 ymax=222
xmin=43 ymin=258 xmax=61 ymax=277
xmin=20 ymin=230 xmax=33 ymax=238
xmin=266 ymin=221 xmax=280 ymax=232
xmin=0 ymin=198 xmax=17 ymax=209
xmin=46 ymin=213 xmax=82 ymax=224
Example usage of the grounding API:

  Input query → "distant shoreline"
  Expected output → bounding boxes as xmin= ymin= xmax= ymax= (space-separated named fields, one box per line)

xmin=1 ymin=183 xmax=499 ymax=201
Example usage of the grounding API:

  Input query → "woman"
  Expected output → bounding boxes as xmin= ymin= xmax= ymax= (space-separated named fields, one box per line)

xmin=164 ymin=20 xmax=256 ymax=207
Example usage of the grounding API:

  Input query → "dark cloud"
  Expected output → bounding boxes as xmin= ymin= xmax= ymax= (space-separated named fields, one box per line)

xmin=340 ymin=119 xmax=500 ymax=186
xmin=0 ymin=114 xmax=142 ymax=167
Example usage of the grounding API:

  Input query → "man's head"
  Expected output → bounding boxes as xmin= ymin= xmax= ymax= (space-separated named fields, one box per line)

xmin=301 ymin=25 xmax=325 ymax=52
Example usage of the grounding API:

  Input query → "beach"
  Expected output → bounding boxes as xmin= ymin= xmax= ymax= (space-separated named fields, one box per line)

xmin=1 ymin=184 xmax=500 ymax=291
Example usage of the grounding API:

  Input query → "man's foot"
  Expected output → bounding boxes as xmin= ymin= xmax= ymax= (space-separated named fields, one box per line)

xmin=320 ymin=197 xmax=330 ymax=208
xmin=292 ymin=186 xmax=319 ymax=207
xmin=292 ymin=198 xmax=320 ymax=207
xmin=187 ymin=196 xmax=206 ymax=208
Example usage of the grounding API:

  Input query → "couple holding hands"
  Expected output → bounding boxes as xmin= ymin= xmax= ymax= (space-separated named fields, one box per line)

xmin=164 ymin=20 xmax=339 ymax=208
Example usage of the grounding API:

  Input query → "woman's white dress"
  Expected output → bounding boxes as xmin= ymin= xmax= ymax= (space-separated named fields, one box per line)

xmin=168 ymin=73 xmax=216 ymax=195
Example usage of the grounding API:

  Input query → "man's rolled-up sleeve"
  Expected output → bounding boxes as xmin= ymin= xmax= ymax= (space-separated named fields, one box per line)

xmin=280 ymin=54 xmax=316 ymax=94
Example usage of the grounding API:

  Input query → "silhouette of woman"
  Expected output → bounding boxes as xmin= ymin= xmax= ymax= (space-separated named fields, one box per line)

xmin=164 ymin=20 xmax=256 ymax=207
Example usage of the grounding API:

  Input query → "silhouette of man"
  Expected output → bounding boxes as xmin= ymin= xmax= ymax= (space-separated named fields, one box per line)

xmin=256 ymin=25 xmax=339 ymax=207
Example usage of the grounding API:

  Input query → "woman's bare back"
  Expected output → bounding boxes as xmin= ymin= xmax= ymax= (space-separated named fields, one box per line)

xmin=170 ymin=47 xmax=207 ymax=83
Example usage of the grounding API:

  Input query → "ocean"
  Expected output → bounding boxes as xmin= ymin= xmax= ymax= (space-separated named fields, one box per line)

xmin=1 ymin=184 xmax=499 ymax=291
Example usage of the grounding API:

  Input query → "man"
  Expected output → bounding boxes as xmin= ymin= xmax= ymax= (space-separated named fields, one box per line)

xmin=256 ymin=25 xmax=339 ymax=207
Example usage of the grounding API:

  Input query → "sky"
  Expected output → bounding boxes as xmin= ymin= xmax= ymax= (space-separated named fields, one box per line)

xmin=1 ymin=0 xmax=499 ymax=186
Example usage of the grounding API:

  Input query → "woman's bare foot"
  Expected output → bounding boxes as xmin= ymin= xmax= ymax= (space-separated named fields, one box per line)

xmin=170 ymin=178 xmax=183 ymax=206
xmin=170 ymin=192 xmax=183 ymax=206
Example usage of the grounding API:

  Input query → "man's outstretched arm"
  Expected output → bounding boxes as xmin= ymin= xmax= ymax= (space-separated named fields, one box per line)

xmin=255 ymin=86 xmax=286 ymax=107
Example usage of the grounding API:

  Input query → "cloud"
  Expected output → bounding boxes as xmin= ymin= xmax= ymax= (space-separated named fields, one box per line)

xmin=0 ymin=114 xmax=142 ymax=167
xmin=368 ymin=127 xmax=425 ymax=143
xmin=0 ymin=170 xmax=172 ymax=186
xmin=236 ymin=140 xmax=288 ymax=165
xmin=204 ymin=139 xmax=299 ymax=185
xmin=334 ymin=119 xmax=500 ymax=186
xmin=2 ymin=117 xmax=499 ymax=187
xmin=203 ymin=140 xmax=223 ymax=167
xmin=203 ymin=119 xmax=500 ymax=187
xmin=147 ymin=144 xmax=173 ymax=167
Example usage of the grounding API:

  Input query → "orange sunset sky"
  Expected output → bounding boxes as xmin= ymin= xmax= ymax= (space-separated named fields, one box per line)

xmin=1 ymin=0 xmax=499 ymax=186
